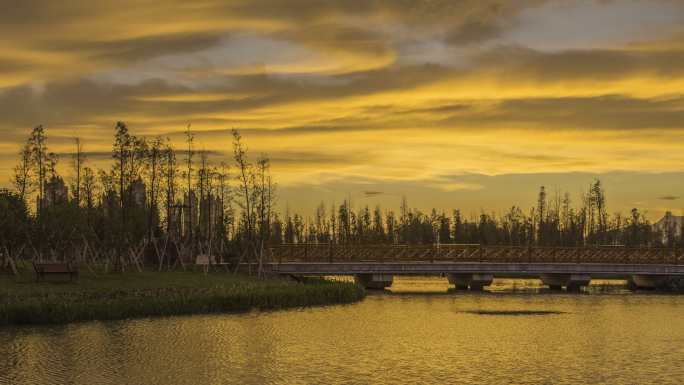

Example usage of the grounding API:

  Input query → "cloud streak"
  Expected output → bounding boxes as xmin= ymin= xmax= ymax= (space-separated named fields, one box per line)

xmin=1 ymin=0 xmax=684 ymax=219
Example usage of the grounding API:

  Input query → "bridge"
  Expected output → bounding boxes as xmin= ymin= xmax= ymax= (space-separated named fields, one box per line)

xmin=261 ymin=244 xmax=684 ymax=291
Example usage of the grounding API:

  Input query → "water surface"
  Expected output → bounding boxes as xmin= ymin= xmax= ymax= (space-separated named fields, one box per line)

xmin=1 ymin=278 xmax=682 ymax=385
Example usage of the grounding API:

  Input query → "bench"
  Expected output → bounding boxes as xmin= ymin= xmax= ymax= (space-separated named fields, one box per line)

xmin=33 ymin=262 xmax=79 ymax=282
xmin=195 ymin=254 xmax=218 ymax=273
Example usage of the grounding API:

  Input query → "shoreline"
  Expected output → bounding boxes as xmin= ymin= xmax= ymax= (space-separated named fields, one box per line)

xmin=0 ymin=270 xmax=366 ymax=326
xmin=3 ymin=272 xmax=681 ymax=327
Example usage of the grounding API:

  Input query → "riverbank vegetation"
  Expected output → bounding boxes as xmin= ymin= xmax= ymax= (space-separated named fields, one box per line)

xmin=297 ymin=182 xmax=661 ymax=247
xmin=0 ymin=270 xmax=365 ymax=326
xmin=0 ymin=122 xmax=680 ymax=277
xmin=658 ymin=277 xmax=684 ymax=293
xmin=1 ymin=123 xmax=280 ymax=274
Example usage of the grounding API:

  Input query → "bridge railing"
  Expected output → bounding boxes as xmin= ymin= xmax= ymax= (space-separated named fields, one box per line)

xmin=265 ymin=244 xmax=684 ymax=265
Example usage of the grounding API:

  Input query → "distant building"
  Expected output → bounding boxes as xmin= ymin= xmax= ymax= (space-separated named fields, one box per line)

xmin=166 ymin=203 xmax=182 ymax=239
xmin=200 ymin=194 xmax=224 ymax=234
xmin=183 ymin=190 xmax=198 ymax=238
xmin=653 ymin=212 xmax=684 ymax=244
xmin=180 ymin=191 xmax=224 ymax=238
xmin=129 ymin=178 xmax=146 ymax=208
xmin=102 ymin=189 xmax=118 ymax=219
xmin=38 ymin=176 xmax=69 ymax=210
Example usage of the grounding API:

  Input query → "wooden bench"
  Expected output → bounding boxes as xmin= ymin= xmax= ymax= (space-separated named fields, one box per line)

xmin=195 ymin=254 xmax=218 ymax=273
xmin=33 ymin=262 xmax=79 ymax=282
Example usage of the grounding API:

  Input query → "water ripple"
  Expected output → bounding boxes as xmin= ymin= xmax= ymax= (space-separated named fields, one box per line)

xmin=1 ymin=277 xmax=683 ymax=385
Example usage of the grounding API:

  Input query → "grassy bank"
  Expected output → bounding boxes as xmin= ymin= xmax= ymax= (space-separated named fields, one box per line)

xmin=0 ymin=270 xmax=365 ymax=326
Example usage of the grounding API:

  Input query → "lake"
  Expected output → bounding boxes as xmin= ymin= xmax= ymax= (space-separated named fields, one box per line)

xmin=1 ymin=277 xmax=683 ymax=384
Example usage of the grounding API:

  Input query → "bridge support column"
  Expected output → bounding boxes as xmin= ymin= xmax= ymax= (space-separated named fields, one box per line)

xmin=355 ymin=274 xmax=393 ymax=290
xmin=447 ymin=274 xmax=493 ymax=291
xmin=540 ymin=274 xmax=591 ymax=292
xmin=629 ymin=275 xmax=669 ymax=290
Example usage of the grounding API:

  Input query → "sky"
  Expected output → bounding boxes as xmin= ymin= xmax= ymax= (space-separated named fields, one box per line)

xmin=1 ymin=0 xmax=684 ymax=220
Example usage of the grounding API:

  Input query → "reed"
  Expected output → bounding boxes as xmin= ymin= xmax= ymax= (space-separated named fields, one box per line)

xmin=0 ymin=270 xmax=365 ymax=326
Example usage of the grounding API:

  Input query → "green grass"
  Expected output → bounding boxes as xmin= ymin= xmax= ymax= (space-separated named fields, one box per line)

xmin=0 ymin=270 xmax=365 ymax=326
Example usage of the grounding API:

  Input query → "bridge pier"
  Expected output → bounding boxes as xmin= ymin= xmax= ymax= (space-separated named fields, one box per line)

xmin=540 ymin=274 xmax=591 ymax=292
xmin=355 ymin=274 xmax=393 ymax=290
xmin=629 ymin=275 xmax=669 ymax=290
xmin=447 ymin=273 xmax=493 ymax=291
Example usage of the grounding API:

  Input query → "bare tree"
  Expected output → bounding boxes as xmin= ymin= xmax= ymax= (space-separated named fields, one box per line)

xmin=162 ymin=140 xmax=178 ymax=236
xmin=592 ymin=179 xmax=608 ymax=243
xmin=197 ymin=149 xmax=208 ymax=240
xmin=256 ymin=155 xmax=273 ymax=242
xmin=216 ymin=161 xmax=234 ymax=241
xmin=72 ymin=137 xmax=85 ymax=207
xmin=266 ymin=173 xmax=276 ymax=242
xmin=113 ymin=121 xmax=131 ymax=230
xmin=12 ymin=142 xmax=33 ymax=203
xmin=146 ymin=137 xmax=163 ymax=241
xmin=28 ymin=125 xmax=48 ymax=216
xmin=536 ymin=186 xmax=546 ymax=244
xmin=81 ymin=167 xmax=97 ymax=211
xmin=185 ymin=124 xmax=195 ymax=242
xmin=232 ymin=129 xmax=253 ymax=240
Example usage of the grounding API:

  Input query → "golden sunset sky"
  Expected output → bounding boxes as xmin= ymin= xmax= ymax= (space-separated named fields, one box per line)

xmin=1 ymin=0 xmax=684 ymax=219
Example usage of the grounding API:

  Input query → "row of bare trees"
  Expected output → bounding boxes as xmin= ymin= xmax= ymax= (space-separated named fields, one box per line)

xmin=0 ymin=123 xmax=677 ymax=276
xmin=278 ymin=183 xmax=663 ymax=248
xmin=1 ymin=123 xmax=276 ymax=274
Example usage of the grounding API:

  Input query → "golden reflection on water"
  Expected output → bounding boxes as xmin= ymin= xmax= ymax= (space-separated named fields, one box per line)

xmin=1 ymin=277 xmax=683 ymax=385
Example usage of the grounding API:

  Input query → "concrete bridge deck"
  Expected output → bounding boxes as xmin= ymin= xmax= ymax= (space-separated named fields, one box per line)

xmin=262 ymin=261 xmax=684 ymax=277
xmin=262 ymin=244 xmax=684 ymax=291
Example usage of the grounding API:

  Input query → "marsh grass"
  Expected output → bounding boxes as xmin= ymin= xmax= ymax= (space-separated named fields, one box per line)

xmin=0 ymin=270 xmax=365 ymax=326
